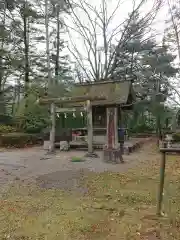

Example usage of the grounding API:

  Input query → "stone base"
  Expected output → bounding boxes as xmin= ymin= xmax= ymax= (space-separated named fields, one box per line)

xmin=43 ymin=140 xmax=50 ymax=150
xmin=103 ymin=147 xmax=124 ymax=164
xmin=124 ymin=146 xmax=130 ymax=155
xmin=60 ymin=141 xmax=70 ymax=151
xmin=84 ymin=152 xmax=99 ymax=158
xmin=43 ymin=141 xmax=56 ymax=154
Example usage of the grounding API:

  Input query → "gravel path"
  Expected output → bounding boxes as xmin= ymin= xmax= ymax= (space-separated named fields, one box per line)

xmin=0 ymin=142 xmax=154 ymax=192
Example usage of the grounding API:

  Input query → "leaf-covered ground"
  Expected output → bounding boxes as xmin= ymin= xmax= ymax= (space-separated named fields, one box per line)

xmin=1 ymin=143 xmax=180 ymax=239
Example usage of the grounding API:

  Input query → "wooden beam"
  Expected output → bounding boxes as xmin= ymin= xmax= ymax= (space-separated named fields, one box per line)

xmin=56 ymin=107 xmax=86 ymax=113
xmin=157 ymin=151 xmax=166 ymax=216
xmin=159 ymin=148 xmax=180 ymax=153
xmin=38 ymin=96 xmax=106 ymax=105
xmin=49 ymin=103 xmax=56 ymax=152
xmin=86 ymin=100 xmax=93 ymax=154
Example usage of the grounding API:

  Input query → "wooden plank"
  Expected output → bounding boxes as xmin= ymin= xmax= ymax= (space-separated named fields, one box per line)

xmin=56 ymin=107 xmax=86 ymax=113
xmin=71 ymin=127 xmax=128 ymax=131
xmin=159 ymin=148 xmax=180 ymax=153
xmin=38 ymin=96 xmax=106 ymax=105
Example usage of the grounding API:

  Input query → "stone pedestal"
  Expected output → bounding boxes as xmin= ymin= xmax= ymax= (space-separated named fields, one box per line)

xmin=43 ymin=140 xmax=50 ymax=150
xmin=60 ymin=141 xmax=70 ymax=151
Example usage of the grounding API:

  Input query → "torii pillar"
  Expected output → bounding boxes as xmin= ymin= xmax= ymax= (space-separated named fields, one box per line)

xmin=85 ymin=100 xmax=99 ymax=158
xmin=103 ymin=107 xmax=124 ymax=163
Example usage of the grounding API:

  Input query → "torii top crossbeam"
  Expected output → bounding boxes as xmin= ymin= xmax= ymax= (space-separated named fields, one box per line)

xmin=38 ymin=95 xmax=106 ymax=105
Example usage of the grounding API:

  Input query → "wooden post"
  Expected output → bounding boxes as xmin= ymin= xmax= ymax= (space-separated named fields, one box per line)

xmin=119 ymin=107 xmax=124 ymax=154
xmin=104 ymin=107 xmax=123 ymax=163
xmin=49 ymin=103 xmax=56 ymax=153
xmin=107 ymin=108 xmax=113 ymax=148
xmin=157 ymin=151 xmax=166 ymax=216
xmin=85 ymin=100 xmax=98 ymax=158
xmin=87 ymin=100 xmax=93 ymax=153
xmin=157 ymin=148 xmax=180 ymax=216
xmin=106 ymin=107 xmax=118 ymax=149
xmin=114 ymin=107 xmax=119 ymax=148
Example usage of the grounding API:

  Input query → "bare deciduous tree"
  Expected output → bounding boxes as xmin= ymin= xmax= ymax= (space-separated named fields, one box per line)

xmin=65 ymin=0 xmax=163 ymax=82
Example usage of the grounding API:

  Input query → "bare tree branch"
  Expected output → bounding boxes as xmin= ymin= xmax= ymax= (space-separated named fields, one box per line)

xmin=108 ymin=0 xmax=163 ymax=77
xmin=66 ymin=0 xmax=163 ymax=82
xmin=167 ymin=0 xmax=180 ymax=64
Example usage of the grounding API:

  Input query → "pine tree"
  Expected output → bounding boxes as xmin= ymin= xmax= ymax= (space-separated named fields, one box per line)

xmin=109 ymin=11 xmax=178 ymax=138
xmin=109 ymin=12 xmax=156 ymax=82
xmin=165 ymin=0 xmax=180 ymax=64
xmin=0 ymin=0 xmax=16 ymax=113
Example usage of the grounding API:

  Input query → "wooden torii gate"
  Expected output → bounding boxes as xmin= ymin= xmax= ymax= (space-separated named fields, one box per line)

xmin=38 ymin=94 xmax=124 ymax=162
xmin=38 ymin=95 xmax=105 ymax=156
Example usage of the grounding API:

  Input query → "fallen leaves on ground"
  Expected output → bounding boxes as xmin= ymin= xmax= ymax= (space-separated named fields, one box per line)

xmin=1 ymin=143 xmax=180 ymax=239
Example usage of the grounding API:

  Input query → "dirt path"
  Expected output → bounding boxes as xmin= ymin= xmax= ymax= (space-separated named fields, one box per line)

xmin=0 ymin=141 xmax=156 ymax=192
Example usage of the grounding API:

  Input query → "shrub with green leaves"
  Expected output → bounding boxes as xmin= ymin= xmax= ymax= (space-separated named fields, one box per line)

xmin=22 ymin=113 xmax=50 ymax=134
xmin=0 ymin=125 xmax=17 ymax=133
xmin=130 ymin=123 xmax=154 ymax=134
xmin=0 ymin=133 xmax=42 ymax=148
xmin=15 ymin=94 xmax=50 ymax=134
xmin=172 ymin=132 xmax=180 ymax=142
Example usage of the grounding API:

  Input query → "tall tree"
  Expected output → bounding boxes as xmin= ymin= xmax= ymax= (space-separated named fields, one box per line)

xmin=21 ymin=1 xmax=30 ymax=110
xmin=66 ymin=0 xmax=163 ymax=82
xmin=0 ymin=0 xmax=17 ymax=113
xmin=45 ymin=0 xmax=56 ymax=152
xmin=165 ymin=0 xmax=180 ymax=64
xmin=109 ymin=11 xmax=156 ymax=82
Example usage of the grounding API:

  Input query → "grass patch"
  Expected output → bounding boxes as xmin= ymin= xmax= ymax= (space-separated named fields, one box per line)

xmin=71 ymin=156 xmax=85 ymax=162
xmin=1 ymin=144 xmax=180 ymax=239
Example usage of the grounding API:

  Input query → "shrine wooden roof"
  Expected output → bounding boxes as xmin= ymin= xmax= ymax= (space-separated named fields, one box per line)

xmin=69 ymin=80 xmax=135 ymax=107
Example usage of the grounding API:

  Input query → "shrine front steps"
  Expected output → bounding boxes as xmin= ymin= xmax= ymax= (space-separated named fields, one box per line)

xmin=68 ymin=137 xmax=152 ymax=155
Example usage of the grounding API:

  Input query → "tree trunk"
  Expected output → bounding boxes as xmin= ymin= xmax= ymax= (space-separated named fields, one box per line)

xmin=55 ymin=7 xmax=60 ymax=80
xmin=156 ymin=115 xmax=162 ymax=140
xmin=55 ymin=7 xmax=65 ymax=128
xmin=11 ymin=86 xmax=17 ymax=115
xmin=0 ymin=57 xmax=3 ymax=93
xmin=0 ymin=1 xmax=6 ymax=114
xmin=23 ymin=2 xmax=30 ymax=111
xmin=45 ymin=0 xmax=55 ymax=152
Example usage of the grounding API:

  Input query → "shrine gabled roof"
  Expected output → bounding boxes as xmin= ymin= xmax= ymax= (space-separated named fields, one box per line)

xmin=69 ymin=80 xmax=135 ymax=107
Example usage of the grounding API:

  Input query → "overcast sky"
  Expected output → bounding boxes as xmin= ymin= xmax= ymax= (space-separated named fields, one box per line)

xmin=67 ymin=0 xmax=168 ymax=43
xmin=60 ymin=0 xmax=169 ymax=75
xmin=36 ymin=0 xmax=169 ymax=54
